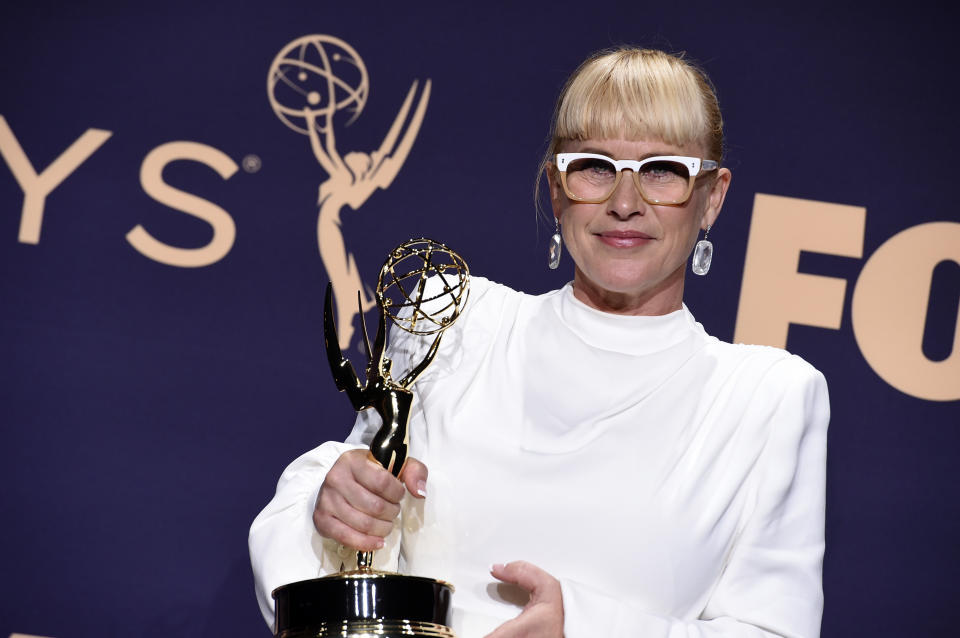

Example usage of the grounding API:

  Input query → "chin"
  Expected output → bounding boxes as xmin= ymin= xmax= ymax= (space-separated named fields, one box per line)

xmin=583 ymin=262 xmax=684 ymax=297
xmin=600 ymin=265 xmax=657 ymax=288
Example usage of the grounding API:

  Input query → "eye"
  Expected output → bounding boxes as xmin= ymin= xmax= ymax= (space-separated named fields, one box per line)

xmin=639 ymin=160 xmax=689 ymax=182
xmin=567 ymin=157 xmax=616 ymax=179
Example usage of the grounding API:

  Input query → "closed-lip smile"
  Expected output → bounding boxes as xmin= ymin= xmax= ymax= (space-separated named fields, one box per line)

xmin=595 ymin=229 xmax=654 ymax=247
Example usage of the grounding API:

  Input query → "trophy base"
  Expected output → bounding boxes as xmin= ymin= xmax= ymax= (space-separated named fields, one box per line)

xmin=273 ymin=569 xmax=456 ymax=638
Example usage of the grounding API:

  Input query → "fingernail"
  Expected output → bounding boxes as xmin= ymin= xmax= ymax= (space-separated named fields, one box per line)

xmin=377 ymin=539 xmax=385 ymax=549
xmin=416 ymin=480 xmax=427 ymax=498
xmin=490 ymin=563 xmax=504 ymax=572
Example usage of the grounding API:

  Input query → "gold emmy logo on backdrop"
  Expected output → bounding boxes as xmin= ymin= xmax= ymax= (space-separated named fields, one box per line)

xmin=272 ymin=238 xmax=470 ymax=638
xmin=267 ymin=35 xmax=431 ymax=350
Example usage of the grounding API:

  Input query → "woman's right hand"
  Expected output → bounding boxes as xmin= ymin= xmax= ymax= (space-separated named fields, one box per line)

xmin=313 ymin=449 xmax=428 ymax=552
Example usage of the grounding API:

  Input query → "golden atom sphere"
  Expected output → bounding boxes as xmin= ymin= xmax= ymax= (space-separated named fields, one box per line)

xmin=266 ymin=34 xmax=369 ymax=136
xmin=376 ymin=238 xmax=470 ymax=336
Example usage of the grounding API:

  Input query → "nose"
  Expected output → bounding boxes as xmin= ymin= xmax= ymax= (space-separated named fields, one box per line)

xmin=607 ymin=171 xmax=645 ymax=219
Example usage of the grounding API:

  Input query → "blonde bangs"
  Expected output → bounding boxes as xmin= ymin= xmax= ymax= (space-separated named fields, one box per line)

xmin=550 ymin=49 xmax=721 ymax=160
xmin=535 ymin=47 xmax=724 ymax=218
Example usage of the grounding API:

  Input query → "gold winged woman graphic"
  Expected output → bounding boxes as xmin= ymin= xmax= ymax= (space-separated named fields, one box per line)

xmin=268 ymin=35 xmax=431 ymax=349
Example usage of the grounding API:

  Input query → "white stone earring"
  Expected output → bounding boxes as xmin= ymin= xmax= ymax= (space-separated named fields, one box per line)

xmin=691 ymin=225 xmax=713 ymax=276
xmin=548 ymin=218 xmax=562 ymax=270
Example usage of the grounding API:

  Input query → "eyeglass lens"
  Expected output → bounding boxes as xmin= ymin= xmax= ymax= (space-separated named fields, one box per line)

xmin=565 ymin=157 xmax=692 ymax=203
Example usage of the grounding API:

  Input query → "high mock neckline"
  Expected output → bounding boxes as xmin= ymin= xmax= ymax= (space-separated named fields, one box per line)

xmin=551 ymin=282 xmax=701 ymax=355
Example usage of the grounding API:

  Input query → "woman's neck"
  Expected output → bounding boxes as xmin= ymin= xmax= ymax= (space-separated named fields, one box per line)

xmin=571 ymin=267 xmax=685 ymax=316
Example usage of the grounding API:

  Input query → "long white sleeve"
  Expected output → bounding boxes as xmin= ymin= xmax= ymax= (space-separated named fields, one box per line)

xmin=248 ymin=302 xmax=436 ymax=629
xmin=248 ymin=400 xmax=406 ymax=628
xmin=248 ymin=440 xmax=360 ymax=628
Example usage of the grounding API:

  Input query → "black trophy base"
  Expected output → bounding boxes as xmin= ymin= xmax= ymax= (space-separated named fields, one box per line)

xmin=273 ymin=570 xmax=456 ymax=638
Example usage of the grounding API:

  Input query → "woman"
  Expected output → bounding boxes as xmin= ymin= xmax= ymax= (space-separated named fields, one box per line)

xmin=249 ymin=48 xmax=829 ymax=638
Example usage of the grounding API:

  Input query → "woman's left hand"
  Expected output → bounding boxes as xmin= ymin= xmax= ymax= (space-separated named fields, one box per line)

xmin=485 ymin=561 xmax=564 ymax=638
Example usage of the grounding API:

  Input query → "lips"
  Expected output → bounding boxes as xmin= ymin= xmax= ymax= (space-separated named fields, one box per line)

xmin=595 ymin=229 xmax=655 ymax=248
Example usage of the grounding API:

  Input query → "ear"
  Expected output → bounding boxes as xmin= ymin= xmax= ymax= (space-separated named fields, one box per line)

xmin=701 ymin=167 xmax=731 ymax=230
xmin=545 ymin=162 xmax=564 ymax=222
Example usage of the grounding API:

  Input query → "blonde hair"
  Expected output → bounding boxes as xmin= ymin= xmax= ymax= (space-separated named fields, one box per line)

xmin=537 ymin=47 xmax=724 ymax=214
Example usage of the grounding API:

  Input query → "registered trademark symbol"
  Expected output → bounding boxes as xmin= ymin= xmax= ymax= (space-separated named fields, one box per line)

xmin=242 ymin=154 xmax=262 ymax=173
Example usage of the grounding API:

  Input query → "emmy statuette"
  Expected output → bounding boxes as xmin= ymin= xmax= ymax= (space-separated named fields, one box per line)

xmin=272 ymin=238 xmax=470 ymax=638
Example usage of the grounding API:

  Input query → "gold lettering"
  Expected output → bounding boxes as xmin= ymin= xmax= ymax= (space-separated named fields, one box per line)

xmin=128 ymin=141 xmax=237 ymax=267
xmin=0 ymin=115 xmax=112 ymax=243
xmin=734 ymin=193 xmax=866 ymax=347
xmin=852 ymin=222 xmax=960 ymax=401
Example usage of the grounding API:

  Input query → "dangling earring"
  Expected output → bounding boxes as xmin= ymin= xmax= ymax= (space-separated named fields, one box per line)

xmin=691 ymin=225 xmax=713 ymax=276
xmin=548 ymin=218 xmax=562 ymax=270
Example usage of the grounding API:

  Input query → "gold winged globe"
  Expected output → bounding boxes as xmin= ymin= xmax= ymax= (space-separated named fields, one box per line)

xmin=272 ymin=238 xmax=470 ymax=638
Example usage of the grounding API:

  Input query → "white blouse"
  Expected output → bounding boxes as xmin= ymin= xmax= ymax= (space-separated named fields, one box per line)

xmin=249 ymin=277 xmax=829 ymax=638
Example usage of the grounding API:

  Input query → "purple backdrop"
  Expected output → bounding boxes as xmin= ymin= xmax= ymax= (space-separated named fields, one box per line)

xmin=1 ymin=1 xmax=957 ymax=636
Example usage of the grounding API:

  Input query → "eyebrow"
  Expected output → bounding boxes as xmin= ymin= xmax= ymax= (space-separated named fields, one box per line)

xmin=578 ymin=147 xmax=680 ymax=161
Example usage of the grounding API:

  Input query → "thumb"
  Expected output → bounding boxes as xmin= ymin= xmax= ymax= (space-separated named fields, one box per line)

xmin=490 ymin=561 xmax=550 ymax=599
xmin=398 ymin=457 xmax=429 ymax=499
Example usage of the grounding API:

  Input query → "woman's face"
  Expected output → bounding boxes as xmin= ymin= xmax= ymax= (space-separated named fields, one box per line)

xmin=547 ymin=137 xmax=731 ymax=315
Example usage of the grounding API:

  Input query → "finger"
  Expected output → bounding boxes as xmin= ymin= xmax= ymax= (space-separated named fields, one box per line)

xmin=486 ymin=563 xmax=564 ymax=638
xmin=323 ymin=489 xmax=395 ymax=538
xmin=351 ymin=457 xmax=406 ymax=504
xmin=313 ymin=510 xmax=386 ymax=552
xmin=336 ymin=472 xmax=403 ymax=521
xmin=317 ymin=475 xmax=400 ymax=527
xmin=322 ymin=454 xmax=403 ymax=520
xmin=490 ymin=561 xmax=553 ymax=600
xmin=398 ymin=457 xmax=429 ymax=498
